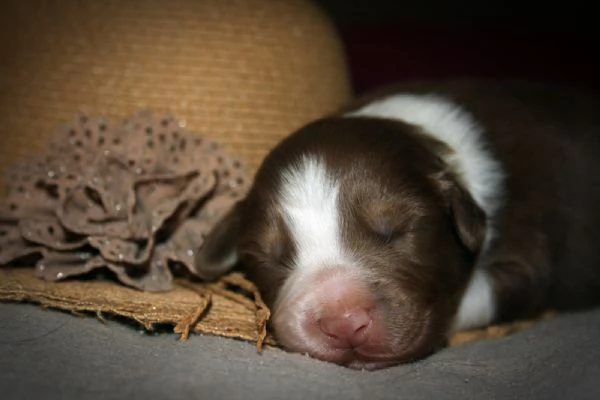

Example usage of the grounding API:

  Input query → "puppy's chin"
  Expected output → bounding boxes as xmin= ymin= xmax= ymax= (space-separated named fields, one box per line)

xmin=268 ymin=267 xmax=446 ymax=369
xmin=277 ymin=335 xmax=436 ymax=370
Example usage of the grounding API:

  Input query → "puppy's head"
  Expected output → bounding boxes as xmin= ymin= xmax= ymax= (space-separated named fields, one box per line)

xmin=196 ymin=117 xmax=485 ymax=369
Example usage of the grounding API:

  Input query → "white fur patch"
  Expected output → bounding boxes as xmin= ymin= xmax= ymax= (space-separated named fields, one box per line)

xmin=278 ymin=155 xmax=352 ymax=272
xmin=346 ymin=93 xmax=503 ymax=328
xmin=452 ymin=269 xmax=495 ymax=330
xmin=272 ymin=155 xmax=357 ymax=350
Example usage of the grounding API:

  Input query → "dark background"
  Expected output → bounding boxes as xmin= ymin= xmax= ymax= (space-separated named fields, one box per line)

xmin=315 ymin=0 xmax=599 ymax=94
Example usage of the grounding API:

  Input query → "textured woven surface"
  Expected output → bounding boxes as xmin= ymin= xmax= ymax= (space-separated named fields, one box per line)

xmin=0 ymin=0 xmax=349 ymax=344
xmin=1 ymin=268 xmax=275 ymax=347
xmin=0 ymin=0 xmax=351 ymax=178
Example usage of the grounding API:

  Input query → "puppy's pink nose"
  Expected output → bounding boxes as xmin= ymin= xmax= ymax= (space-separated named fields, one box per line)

xmin=319 ymin=309 xmax=372 ymax=348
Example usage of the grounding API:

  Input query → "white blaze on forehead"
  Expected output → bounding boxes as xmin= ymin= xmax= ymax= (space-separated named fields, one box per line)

xmin=273 ymin=155 xmax=357 ymax=352
xmin=278 ymin=155 xmax=351 ymax=271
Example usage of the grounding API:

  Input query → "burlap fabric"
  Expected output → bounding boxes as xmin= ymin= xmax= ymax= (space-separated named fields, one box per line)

xmin=0 ymin=0 xmax=538 ymax=350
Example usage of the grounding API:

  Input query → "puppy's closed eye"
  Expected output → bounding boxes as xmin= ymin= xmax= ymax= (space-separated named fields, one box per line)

xmin=354 ymin=198 xmax=422 ymax=245
xmin=370 ymin=218 xmax=405 ymax=244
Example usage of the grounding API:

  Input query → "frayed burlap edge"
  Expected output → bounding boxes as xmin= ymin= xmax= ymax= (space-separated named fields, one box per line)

xmin=0 ymin=268 xmax=276 ymax=350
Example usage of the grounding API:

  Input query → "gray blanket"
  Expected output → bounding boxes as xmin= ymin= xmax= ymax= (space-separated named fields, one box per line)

xmin=1 ymin=302 xmax=599 ymax=400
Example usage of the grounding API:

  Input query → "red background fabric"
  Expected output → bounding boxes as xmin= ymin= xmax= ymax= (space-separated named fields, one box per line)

xmin=332 ymin=21 xmax=599 ymax=94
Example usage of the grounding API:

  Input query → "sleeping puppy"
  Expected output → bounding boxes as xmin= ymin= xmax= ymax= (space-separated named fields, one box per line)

xmin=195 ymin=79 xmax=600 ymax=370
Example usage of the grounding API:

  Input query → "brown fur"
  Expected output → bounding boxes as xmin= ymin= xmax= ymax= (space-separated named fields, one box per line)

xmin=196 ymin=79 xmax=600 ymax=366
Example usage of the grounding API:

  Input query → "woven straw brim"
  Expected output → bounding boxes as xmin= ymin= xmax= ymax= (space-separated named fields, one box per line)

xmin=1 ymin=268 xmax=276 ymax=348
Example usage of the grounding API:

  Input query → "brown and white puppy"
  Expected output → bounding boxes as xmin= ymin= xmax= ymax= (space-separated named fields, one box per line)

xmin=195 ymin=79 xmax=600 ymax=370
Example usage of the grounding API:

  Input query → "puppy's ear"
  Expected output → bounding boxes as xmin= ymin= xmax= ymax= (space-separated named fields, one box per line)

xmin=434 ymin=172 xmax=487 ymax=254
xmin=194 ymin=202 xmax=242 ymax=281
